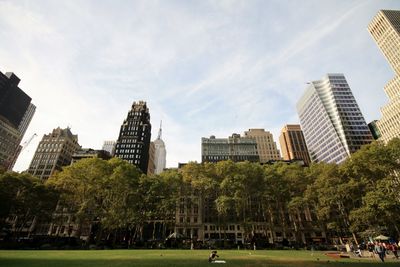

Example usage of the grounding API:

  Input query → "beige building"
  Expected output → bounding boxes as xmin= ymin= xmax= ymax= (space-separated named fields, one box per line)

xmin=147 ymin=141 xmax=156 ymax=175
xmin=28 ymin=127 xmax=80 ymax=180
xmin=244 ymin=129 xmax=281 ymax=163
xmin=368 ymin=10 xmax=400 ymax=143
xmin=279 ymin=124 xmax=311 ymax=166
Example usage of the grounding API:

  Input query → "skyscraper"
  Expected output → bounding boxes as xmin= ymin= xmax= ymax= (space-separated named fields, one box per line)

xmin=368 ymin=10 xmax=400 ymax=143
xmin=297 ymin=74 xmax=373 ymax=164
xmin=202 ymin=134 xmax=259 ymax=163
xmin=18 ymin=103 xmax=36 ymax=137
xmin=153 ymin=122 xmax=166 ymax=174
xmin=0 ymin=71 xmax=35 ymax=170
xmin=244 ymin=129 xmax=281 ymax=162
xmin=28 ymin=127 xmax=80 ymax=180
xmin=115 ymin=101 xmax=151 ymax=174
xmin=0 ymin=72 xmax=31 ymax=128
xmin=279 ymin=124 xmax=311 ymax=166
xmin=102 ymin=140 xmax=116 ymax=156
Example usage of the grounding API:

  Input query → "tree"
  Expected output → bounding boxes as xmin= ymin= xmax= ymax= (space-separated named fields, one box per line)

xmin=0 ymin=172 xmax=21 ymax=229
xmin=218 ymin=161 xmax=265 ymax=243
xmin=342 ymin=141 xmax=399 ymax=190
xmin=98 ymin=158 xmax=141 ymax=244
xmin=349 ymin=177 xmax=400 ymax=237
xmin=304 ymin=162 xmax=364 ymax=244
xmin=0 ymin=171 xmax=58 ymax=239
xmin=48 ymin=157 xmax=111 ymax=240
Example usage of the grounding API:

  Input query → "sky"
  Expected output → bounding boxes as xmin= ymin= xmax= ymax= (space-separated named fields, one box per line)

xmin=1 ymin=0 xmax=399 ymax=171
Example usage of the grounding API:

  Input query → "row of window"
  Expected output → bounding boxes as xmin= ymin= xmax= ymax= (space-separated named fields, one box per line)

xmin=179 ymin=216 xmax=199 ymax=223
xmin=115 ymin=149 xmax=142 ymax=154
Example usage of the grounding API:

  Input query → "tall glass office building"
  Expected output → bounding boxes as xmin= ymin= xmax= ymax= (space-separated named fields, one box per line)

xmin=296 ymin=74 xmax=373 ymax=164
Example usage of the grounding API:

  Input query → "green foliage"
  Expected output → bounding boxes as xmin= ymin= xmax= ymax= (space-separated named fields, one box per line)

xmin=0 ymin=171 xmax=58 ymax=236
xmin=343 ymin=139 xmax=400 ymax=237
xmin=2 ymin=138 xmax=400 ymax=244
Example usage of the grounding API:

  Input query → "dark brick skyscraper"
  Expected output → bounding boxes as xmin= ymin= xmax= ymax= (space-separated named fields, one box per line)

xmin=0 ymin=71 xmax=36 ymax=170
xmin=115 ymin=101 xmax=151 ymax=174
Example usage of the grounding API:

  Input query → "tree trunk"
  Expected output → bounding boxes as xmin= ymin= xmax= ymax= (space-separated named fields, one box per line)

xmin=73 ymin=219 xmax=82 ymax=239
xmin=113 ymin=229 xmax=118 ymax=246
xmin=351 ymin=231 xmax=358 ymax=245
xmin=152 ymin=221 xmax=156 ymax=240
xmin=27 ymin=216 xmax=37 ymax=238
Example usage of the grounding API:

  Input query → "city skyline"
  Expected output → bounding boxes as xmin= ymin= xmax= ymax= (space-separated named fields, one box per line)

xmin=1 ymin=1 xmax=399 ymax=171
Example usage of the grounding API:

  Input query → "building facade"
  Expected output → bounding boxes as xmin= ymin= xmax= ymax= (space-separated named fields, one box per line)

xmin=368 ymin=120 xmax=381 ymax=140
xmin=102 ymin=140 xmax=116 ymax=156
xmin=28 ymin=127 xmax=80 ymax=180
xmin=297 ymin=74 xmax=373 ymax=164
xmin=279 ymin=124 xmax=311 ymax=166
xmin=153 ymin=122 xmax=166 ymax=174
xmin=0 ymin=119 xmax=21 ymax=170
xmin=201 ymin=134 xmax=259 ymax=163
xmin=71 ymin=148 xmax=111 ymax=164
xmin=244 ymin=129 xmax=281 ymax=163
xmin=0 ymin=71 xmax=35 ymax=170
xmin=147 ymin=142 xmax=156 ymax=175
xmin=114 ymin=101 xmax=151 ymax=174
xmin=18 ymin=103 xmax=36 ymax=137
xmin=368 ymin=10 xmax=400 ymax=143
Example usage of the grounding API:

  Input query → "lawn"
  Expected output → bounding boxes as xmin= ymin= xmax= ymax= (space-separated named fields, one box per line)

xmin=0 ymin=249 xmax=398 ymax=267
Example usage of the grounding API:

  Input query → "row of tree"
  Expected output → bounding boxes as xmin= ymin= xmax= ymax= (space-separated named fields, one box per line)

xmin=1 ymin=139 xmax=399 ymax=246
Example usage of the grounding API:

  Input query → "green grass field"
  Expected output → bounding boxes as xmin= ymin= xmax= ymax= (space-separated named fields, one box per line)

xmin=0 ymin=249 xmax=399 ymax=267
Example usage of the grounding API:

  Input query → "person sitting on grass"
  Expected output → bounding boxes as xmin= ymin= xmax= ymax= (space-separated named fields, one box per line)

xmin=208 ymin=251 xmax=226 ymax=264
xmin=209 ymin=251 xmax=219 ymax=262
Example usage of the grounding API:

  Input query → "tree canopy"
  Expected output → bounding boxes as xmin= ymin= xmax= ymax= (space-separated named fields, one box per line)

xmin=1 ymin=139 xmax=399 ymax=246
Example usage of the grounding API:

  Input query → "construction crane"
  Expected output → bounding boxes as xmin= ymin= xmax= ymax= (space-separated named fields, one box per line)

xmin=8 ymin=133 xmax=38 ymax=171
xmin=20 ymin=133 xmax=37 ymax=152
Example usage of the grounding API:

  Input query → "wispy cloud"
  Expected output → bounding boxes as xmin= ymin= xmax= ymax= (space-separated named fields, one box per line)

xmin=0 ymin=0 xmax=399 ymax=170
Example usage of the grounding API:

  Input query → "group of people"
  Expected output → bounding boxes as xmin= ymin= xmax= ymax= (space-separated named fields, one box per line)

xmin=370 ymin=241 xmax=399 ymax=262
xmin=352 ymin=241 xmax=399 ymax=262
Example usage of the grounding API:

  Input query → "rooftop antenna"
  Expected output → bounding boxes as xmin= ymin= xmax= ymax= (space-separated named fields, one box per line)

xmin=157 ymin=120 xmax=162 ymax=140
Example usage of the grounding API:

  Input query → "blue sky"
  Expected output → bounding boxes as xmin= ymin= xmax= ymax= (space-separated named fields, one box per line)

xmin=1 ymin=0 xmax=399 ymax=171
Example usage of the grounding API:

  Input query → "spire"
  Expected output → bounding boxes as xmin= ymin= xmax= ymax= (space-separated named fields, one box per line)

xmin=157 ymin=120 xmax=162 ymax=140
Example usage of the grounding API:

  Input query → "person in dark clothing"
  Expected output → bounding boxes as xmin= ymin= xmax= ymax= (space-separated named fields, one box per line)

xmin=209 ymin=250 xmax=219 ymax=262
xmin=375 ymin=242 xmax=385 ymax=262
xmin=390 ymin=243 xmax=399 ymax=259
